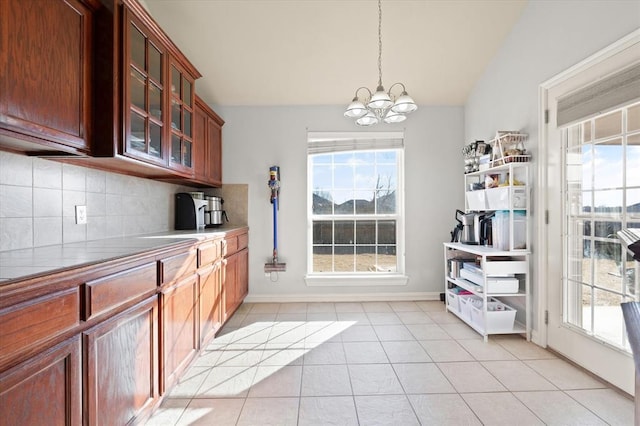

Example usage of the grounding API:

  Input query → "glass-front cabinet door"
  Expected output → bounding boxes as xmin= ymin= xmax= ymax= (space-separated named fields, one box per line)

xmin=124 ymin=13 xmax=166 ymax=166
xmin=169 ymin=61 xmax=194 ymax=172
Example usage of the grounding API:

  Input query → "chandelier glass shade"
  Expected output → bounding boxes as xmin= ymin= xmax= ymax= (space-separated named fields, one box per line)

xmin=344 ymin=0 xmax=417 ymax=126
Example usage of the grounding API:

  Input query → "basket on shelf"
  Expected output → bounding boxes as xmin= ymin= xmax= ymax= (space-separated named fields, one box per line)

xmin=489 ymin=131 xmax=530 ymax=167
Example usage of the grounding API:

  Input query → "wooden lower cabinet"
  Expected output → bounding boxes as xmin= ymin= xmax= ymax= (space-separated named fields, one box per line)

xmin=83 ymin=296 xmax=158 ymax=425
xmin=160 ymin=273 xmax=198 ymax=394
xmin=223 ymin=247 xmax=249 ymax=320
xmin=198 ymin=261 xmax=223 ymax=348
xmin=0 ymin=335 xmax=82 ymax=426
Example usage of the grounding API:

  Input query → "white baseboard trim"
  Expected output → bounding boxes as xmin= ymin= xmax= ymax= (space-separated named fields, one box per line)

xmin=244 ymin=291 xmax=441 ymax=304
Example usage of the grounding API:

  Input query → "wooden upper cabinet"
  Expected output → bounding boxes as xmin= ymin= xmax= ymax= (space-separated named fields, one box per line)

xmin=193 ymin=95 xmax=224 ymax=187
xmin=123 ymin=11 xmax=168 ymax=167
xmin=91 ymin=0 xmax=201 ymax=178
xmin=0 ymin=0 xmax=96 ymax=155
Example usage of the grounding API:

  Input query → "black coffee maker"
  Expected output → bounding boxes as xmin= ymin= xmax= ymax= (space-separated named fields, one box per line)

xmin=175 ymin=193 xmax=207 ymax=230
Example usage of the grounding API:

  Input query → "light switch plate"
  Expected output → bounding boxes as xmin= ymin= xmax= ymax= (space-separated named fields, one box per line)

xmin=75 ymin=205 xmax=87 ymax=224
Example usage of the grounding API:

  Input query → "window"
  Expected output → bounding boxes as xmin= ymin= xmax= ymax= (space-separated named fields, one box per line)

xmin=307 ymin=132 xmax=404 ymax=278
xmin=563 ymin=102 xmax=640 ymax=351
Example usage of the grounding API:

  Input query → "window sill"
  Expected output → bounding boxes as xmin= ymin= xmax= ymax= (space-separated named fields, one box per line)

xmin=304 ymin=274 xmax=409 ymax=287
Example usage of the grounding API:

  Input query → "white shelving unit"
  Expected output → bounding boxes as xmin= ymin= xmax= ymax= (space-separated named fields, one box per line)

xmin=448 ymin=148 xmax=532 ymax=341
xmin=443 ymin=243 xmax=530 ymax=342
xmin=464 ymin=162 xmax=530 ymax=251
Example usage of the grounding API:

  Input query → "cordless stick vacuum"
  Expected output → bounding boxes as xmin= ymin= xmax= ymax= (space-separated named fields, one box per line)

xmin=264 ymin=166 xmax=286 ymax=273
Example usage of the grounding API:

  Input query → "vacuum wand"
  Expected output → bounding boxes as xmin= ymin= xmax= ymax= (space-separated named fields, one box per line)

xmin=265 ymin=166 xmax=286 ymax=273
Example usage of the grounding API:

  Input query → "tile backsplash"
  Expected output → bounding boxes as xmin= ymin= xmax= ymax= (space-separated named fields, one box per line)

xmin=0 ymin=151 xmax=194 ymax=251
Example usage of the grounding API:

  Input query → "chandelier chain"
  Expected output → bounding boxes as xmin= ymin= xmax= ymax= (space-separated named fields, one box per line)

xmin=377 ymin=0 xmax=383 ymax=87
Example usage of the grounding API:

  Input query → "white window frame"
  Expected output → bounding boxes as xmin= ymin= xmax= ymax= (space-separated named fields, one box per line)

xmin=305 ymin=131 xmax=407 ymax=287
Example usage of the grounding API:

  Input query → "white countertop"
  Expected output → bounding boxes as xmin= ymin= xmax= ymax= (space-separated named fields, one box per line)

xmin=0 ymin=226 xmax=247 ymax=283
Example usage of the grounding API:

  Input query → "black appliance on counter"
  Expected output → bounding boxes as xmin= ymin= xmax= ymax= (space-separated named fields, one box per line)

xmin=175 ymin=193 xmax=207 ymax=230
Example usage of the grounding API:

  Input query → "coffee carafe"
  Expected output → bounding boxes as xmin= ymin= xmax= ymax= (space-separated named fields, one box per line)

xmin=204 ymin=196 xmax=229 ymax=227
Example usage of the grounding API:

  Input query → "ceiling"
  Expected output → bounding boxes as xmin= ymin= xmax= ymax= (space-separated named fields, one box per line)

xmin=143 ymin=0 xmax=528 ymax=107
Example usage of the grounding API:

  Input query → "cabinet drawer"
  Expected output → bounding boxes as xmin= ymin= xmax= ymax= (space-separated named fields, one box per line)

xmin=223 ymin=236 xmax=237 ymax=257
xmin=198 ymin=240 xmax=221 ymax=267
xmin=83 ymin=262 xmax=157 ymax=321
xmin=0 ymin=287 xmax=80 ymax=369
xmin=483 ymin=260 xmax=528 ymax=275
xmin=160 ymin=250 xmax=197 ymax=285
xmin=237 ymin=233 xmax=248 ymax=251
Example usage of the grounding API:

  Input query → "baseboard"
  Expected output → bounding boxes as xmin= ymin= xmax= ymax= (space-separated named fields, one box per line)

xmin=243 ymin=292 xmax=441 ymax=303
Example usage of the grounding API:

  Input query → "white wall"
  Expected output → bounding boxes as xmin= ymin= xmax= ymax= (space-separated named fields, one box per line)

xmin=464 ymin=0 xmax=640 ymax=334
xmin=216 ymin=105 xmax=464 ymax=301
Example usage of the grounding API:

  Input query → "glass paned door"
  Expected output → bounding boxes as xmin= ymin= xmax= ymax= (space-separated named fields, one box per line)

xmin=126 ymin=15 xmax=164 ymax=163
xmin=563 ymin=103 xmax=640 ymax=352
xmin=169 ymin=63 xmax=194 ymax=171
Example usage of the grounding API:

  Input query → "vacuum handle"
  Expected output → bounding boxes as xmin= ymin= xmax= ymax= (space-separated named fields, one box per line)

xmin=455 ymin=209 xmax=465 ymax=224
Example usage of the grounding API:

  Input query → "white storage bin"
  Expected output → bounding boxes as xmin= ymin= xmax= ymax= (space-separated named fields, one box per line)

xmin=466 ymin=190 xmax=486 ymax=210
xmin=460 ymin=267 xmax=483 ymax=286
xmin=485 ymin=277 xmax=519 ymax=293
xmin=470 ymin=299 xmax=517 ymax=333
xmin=485 ymin=186 xmax=527 ymax=210
xmin=492 ymin=211 xmax=526 ymax=250
xmin=459 ymin=294 xmax=481 ymax=322
xmin=446 ymin=290 xmax=460 ymax=312
xmin=485 ymin=186 xmax=510 ymax=210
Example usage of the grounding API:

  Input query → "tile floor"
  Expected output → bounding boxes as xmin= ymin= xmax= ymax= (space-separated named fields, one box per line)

xmin=146 ymin=301 xmax=634 ymax=425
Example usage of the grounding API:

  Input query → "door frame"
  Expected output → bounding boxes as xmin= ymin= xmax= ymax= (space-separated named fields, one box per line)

xmin=537 ymin=29 xmax=640 ymax=393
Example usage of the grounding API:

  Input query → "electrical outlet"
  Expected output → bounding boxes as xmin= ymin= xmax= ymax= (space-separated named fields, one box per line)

xmin=75 ymin=205 xmax=87 ymax=224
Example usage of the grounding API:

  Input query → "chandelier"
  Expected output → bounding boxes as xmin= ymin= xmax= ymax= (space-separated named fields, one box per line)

xmin=344 ymin=0 xmax=417 ymax=126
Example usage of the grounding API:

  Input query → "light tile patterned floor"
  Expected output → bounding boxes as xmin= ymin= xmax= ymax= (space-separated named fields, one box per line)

xmin=146 ymin=301 xmax=634 ymax=425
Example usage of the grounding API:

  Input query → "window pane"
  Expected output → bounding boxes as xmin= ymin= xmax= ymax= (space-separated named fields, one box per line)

xmin=334 ymin=152 xmax=353 ymax=164
xmin=355 ymin=165 xmax=376 ymax=190
xmin=567 ymin=219 xmax=590 ymax=285
xmin=149 ymin=121 xmax=161 ymax=158
xmin=334 ymin=221 xmax=353 ymax=244
xmin=376 ymin=190 xmax=396 ymax=214
xmin=377 ymin=246 xmax=397 ymax=272
xmin=149 ymin=83 xmax=162 ymax=120
xmin=356 ymin=221 xmax=375 ymax=244
xmin=376 ymin=151 xmax=396 ymax=164
xmin=313 ymin=154 xmax=332 ymax=164
xmin=567 ymin=124 xmax=582 ymax=149
xmin=312 ymin=191 xmax=333 ymax=215
xmin=184 ymin=140 xmax=192 ymax=167
xmin=313 ymin=246 xmax=332 ymax=273
xmin=171 ymin=65 xmax=180 ymax=96
xmin=334 ymin=165 xmax=353 ymax=188
xmin=130 ymin=68 xmax=146 ymax=111
xmin=624 ymin=251 xmax=638 ymax=298
xmin=313 ymin=221 xmax=333 ymax=245
xmin=171 ymin=134 xmax=181 ymax=163
xmin=183 ymin=79 xmax=192 ymax=107
xmin=184 ymin=110 xmax=192 ymax=138
xmin=582 ymin=121 xmax=592 ymax=143
xmin=171 ymin=100 xmax=181 ymax=131
xmin=593 ymin=221 xmax=620 ymax=238
xmin=593 ymin=142 xmax=622 ymax=189
xmin=593 ymin=288 xmax=625 ymax=347
xmin=355 ymin=198 xmax=374 ymax=214
xmin=334 ymin=245 xmax=354 ymax=272
xmin=334 ymin=191 xmax=355 ymax=214
xmin=356 ymin=246 xmax=376 ymax=272
xmin=378 ymin=221 xmax=396 ymax=244
xmin=130 ymin=111 xmax=146 ymax=152
xmin=628 ymin=188 xmax=640 ymax=218
xmin=594 ymin=240 xmax=623 ymax=294
xmin=628 ymin=133 xmax=640 ymax=186
xmin=130 ymin=23 xmax=145 ymax=69
xmin=149 ymin=44 xmax=162 ymax=82
xmin=566 ymin=281 xmax=591 ymax=332
xmin=593 ymin=190 xmax=622 ymax=214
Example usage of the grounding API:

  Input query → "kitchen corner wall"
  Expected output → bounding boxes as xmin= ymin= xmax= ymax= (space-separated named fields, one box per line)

xmin=214 ymin=105 xmax=464 ymax=301
xmin=0 ymin=150 xmax=193 ymax=251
